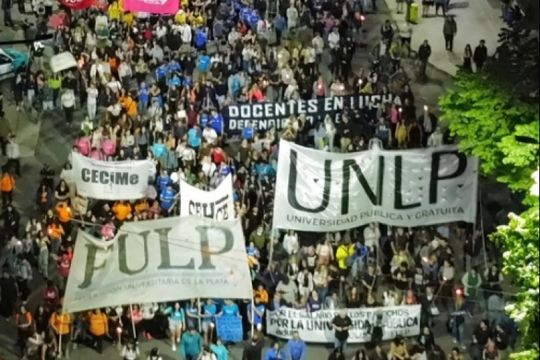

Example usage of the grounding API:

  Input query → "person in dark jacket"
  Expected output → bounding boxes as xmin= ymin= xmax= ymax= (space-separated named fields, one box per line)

xmin=443 ymin=16 xmax=457 ymax=51
xmin=418 ymin=40 xmax=432 ymax=77
xmin=2 ymin=0 xmax=13 ymax=27
xmin=473 ymin=40 xmax=488 ymax=72
xmin=243 ymin=334 xmax=265 ymax=360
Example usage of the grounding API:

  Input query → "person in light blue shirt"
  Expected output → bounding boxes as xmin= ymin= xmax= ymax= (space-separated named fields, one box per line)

xmin=163 ymin=302 xmax=186 ymax=351
xmin=187 ymin=125 xmax=202 ymax=152
xmin=151 ymin=137 xmax=167 ymax=161
xmin=219 ymin=299 xmax=240 ymax=318
xmin=286 ymin=331 xmax=306 ymax=360
xmin=179 ymin=326 xmax=202 ymax=360
xmin=201 ymin=299 xmax=218 ymax=344
xmin=210 ymin=338 xmax=229 ymax=360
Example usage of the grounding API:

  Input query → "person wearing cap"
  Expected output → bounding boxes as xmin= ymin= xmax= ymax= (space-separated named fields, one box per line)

xmin=179 ymin=324 xmax=202 ymax=360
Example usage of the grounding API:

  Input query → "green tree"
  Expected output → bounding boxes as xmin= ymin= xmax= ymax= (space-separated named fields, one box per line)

xmin=439 ymin=71 xmax=539 ymax=359
xmin=490 ymin=195 xmax=539 ymax=359
xmin=438 ymin=72 xmax=539 ymax=193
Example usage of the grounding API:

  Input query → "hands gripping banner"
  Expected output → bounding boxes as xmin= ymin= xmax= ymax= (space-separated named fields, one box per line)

xmin=63 ymin=217 xmax=253 ymax=313
xmin=273 ymin=141 xmax=478 ymax=231
xmin=179 ymin=174 xmax=235 ymax=220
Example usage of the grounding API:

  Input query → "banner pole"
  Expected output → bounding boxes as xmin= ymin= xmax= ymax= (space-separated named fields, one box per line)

xmin=250 ymin=298 xmax=255 ymax=337
xmin=479 ymin=187 xmax=488 ymax=270
xmin=197 ymin=298 xmax=202 ymax=332
xmin=57 ymin=310 xmax=64 ymax=357
xmin=129 ymin=303 xmax=137 ymax=340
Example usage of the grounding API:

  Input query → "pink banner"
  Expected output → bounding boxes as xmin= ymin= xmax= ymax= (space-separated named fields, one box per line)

xmin=123 ymin=0 xmax=178 ymax=14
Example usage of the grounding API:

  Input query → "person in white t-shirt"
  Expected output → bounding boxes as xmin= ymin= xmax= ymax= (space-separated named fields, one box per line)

xmin=202 ymin=125 xmax=218 ymax=145
xmin=363 ymin=223 xmax=381 ymax=253
xmin=86 ymin=82 xmax=98 ymax=121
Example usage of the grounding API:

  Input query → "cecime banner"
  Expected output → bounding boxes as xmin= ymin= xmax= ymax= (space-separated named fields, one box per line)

xmin=273 ymin=141 xmax=478 ymax=231
xmin=180 ymin=174 xmax=234 ymax=220
xmin=123 ymin=0 xmax=179 ymax=14
xmin=63 ymin=217 xmax=253 ymax=313
xmin=266 ymin=305 xmax=421 ymax=343
xmin=224 ymin=94 xmax=394 ymax=131
xmin=72 ymin=152 xmax=152 ymax=200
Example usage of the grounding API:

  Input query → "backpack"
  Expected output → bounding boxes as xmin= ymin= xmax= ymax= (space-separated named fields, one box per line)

xmin=195 ymin=29 xmax=208 ymax=49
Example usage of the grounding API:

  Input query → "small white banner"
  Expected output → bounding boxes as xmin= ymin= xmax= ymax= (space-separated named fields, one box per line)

xmin=72 ymin=152 xmax=153 ymax=200
xmin=63 ymin=217 xmax=253 ymax=313
xmin=273 ymin=141 xmax=478 ymax=231
xmin=266 ymin=305 xmax=421 ymax=343
xmin=180 ymin=174 xmax=235 ymax=220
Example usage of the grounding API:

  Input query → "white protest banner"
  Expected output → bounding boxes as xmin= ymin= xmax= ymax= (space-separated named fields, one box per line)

xmin=273 ymin=141 xmax=478 ymax=231
xmin=72 ymin=152 xmax=152 ymax=200
xmin=266 ymin=305 xmax=421 ymax=343
xmin=180 ymin=174 xmax=234 ymax=220
xmin=63 ymin=217 xmax=252 ymax=313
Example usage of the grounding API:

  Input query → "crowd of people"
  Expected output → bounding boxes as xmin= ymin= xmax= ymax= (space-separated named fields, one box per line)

xmin=0 ymin=0 xmax=522 ymax=359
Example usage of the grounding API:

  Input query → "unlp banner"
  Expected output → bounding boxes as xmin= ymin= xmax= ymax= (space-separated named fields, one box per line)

xmin=72 ymin=152 xmax=152 ymax=200
xmin=224 ymin=94 xmax=394 ymax=131
xmin=273 ymin=141 xmax=478 ymax=231
xmin=266 ymin=305 xmax=421 ymax=343
xmin=180 ymin=174 xmax=234 ymax=220
xmin=63 ymin=217 xmax=253 ymax=313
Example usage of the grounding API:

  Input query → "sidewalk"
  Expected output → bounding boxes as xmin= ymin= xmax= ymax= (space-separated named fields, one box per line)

xmin=385 ymin=0 xmax=504 ymax=76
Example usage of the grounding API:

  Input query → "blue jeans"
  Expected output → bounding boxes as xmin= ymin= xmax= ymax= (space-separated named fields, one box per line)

xmin=334 ymin=338 xmax=347 ymax=352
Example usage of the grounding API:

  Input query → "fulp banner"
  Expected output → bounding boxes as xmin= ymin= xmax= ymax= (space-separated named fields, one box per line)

xmin=266 ymin=305 xmax=421 ymax=343
xmin=273 ymin=141 xmax=478 ymax=231
xmin=72 ymin=152 xmax=153 ymax=200
xmin=180 ymin=174 xmax=235 ymax=220
xmin=63 ymin=217 xmax=253 ymax=313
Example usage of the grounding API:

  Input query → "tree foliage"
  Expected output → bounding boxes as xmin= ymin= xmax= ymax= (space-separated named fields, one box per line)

xmin=440 ymin=70 xmax=539 ymax=359
xmin=438 ymin=72 xmax=539 ymax=193
xmin=490 ymin=198 xmax=539 ymax=360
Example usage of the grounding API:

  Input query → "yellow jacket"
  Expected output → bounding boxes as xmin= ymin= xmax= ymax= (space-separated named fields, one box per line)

xmin=336 ymin=244 xmax=355 ymax=270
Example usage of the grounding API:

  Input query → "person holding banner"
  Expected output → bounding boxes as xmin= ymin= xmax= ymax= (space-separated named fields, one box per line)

xmin=163 ymin=302 xmax=186 ymax=351
xmin=331 ymin=309 xmax=353 ymax=352
xmin=200 ymin=299 xmax=218 ymax=345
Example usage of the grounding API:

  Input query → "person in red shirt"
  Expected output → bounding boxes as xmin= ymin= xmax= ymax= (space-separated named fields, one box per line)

xmin=42 ymin=279 xmax=60 ymax=312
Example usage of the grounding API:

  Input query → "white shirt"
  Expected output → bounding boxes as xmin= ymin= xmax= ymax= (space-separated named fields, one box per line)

xmin=87 ymin=87 xmax=98 ymax=104
xmin=428 ymin=131 xmax=443 ymax=147
xmin=283 ymin=234 xmax=299 ymax=255
xmin=328 ymin=32 xmax=340 ymax=49
xmin=363 ymin=226 xmax=381 ymax=249
xmin=61 ymin=91 xmax=75 ymax=108
xmin=202 ymin=127 xmax=218 ymax=144
xmin=180 ymin=24 xmax=192 ymax=44
xmin=312 ymin=36 xmax=324 ymax=54
xmin=6 ymin=141 xmax=20 ymax=159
